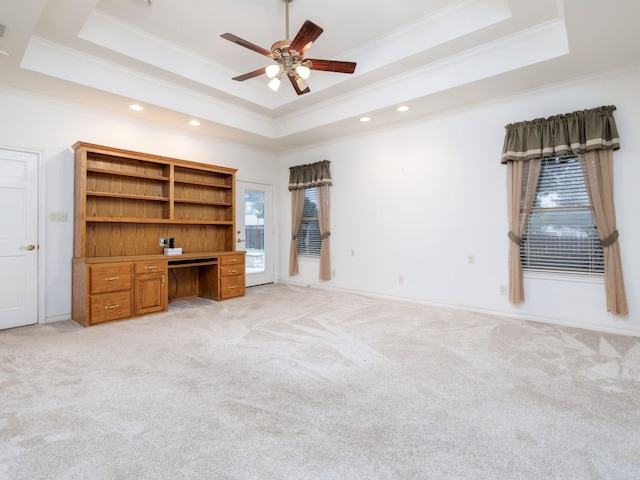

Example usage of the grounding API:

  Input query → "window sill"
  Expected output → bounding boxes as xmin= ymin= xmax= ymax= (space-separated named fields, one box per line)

xmin=298 ymin=255 xmax=320 ymax=261
xmin=524 ymin=270 xmax=604 ymax=284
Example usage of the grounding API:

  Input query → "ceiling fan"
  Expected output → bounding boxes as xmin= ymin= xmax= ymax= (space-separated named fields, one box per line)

xmin=220 ymin=0 xmax=357 ymax=95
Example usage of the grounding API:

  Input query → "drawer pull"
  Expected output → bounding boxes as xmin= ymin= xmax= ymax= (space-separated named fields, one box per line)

xmin=105 ymin=276 xmax=119 ymax=281
xmin=145 ymin=265 xmax=158 ymax=270
xmin=229 ymin=285 xmax=237 ymax=289
xmin=162 ymin=274 xmax=165 ymax=286
xmin=229 ymin=269 xmax=238 ymax=274
xmin=228 ymin=259 xmax=237 ymax=263
xmin=105 ymin=305 xmax=120 ymax=310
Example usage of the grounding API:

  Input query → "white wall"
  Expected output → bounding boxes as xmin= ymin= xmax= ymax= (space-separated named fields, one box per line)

xmin=2 ymin=65 xmax=638 ymax=336
xmin=0 ymin=89 xmax=278 ymax=323
xmin=277 ymin=64 xmax=640 ymax=336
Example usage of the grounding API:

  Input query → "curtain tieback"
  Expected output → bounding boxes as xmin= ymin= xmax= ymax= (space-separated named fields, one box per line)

xmin=292 ymin=234 xmax=297 ymax=241
xmin=508 ymin=231 xmax=522 ymax=245
xmin=320 ymin=232 xmax=331 ymax=240
xmin=601 ymin=230 xmax=619 ymax=247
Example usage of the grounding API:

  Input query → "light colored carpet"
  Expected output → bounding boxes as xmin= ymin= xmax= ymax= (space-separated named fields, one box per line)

xmin=1 ymin=284 xmax=639 ymax=479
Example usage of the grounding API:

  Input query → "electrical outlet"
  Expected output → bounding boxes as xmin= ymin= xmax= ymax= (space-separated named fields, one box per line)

xmin=398 ymin=275 xmax=404 ymax=284
xmin=467 ymin=254 xmax=475 ymax=264
xmin=159 ymin=237 xmax=169 ymax=247
xmin=499 ymin=285 xmax=507 ymax=295
xmin=49 ymin=211 xmax=68 ymax=222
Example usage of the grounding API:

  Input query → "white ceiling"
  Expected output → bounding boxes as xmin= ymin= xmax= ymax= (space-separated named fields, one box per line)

xmin=1 ymin=0 xmax=639 ymax=152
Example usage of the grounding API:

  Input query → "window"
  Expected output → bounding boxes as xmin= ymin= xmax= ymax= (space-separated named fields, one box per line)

xmin=521 ymin=155 xmax=604 ymax=274
xmin=296 ymin=188 xmax=321 ymax=256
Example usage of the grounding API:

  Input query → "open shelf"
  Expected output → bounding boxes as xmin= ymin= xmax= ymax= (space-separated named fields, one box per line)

xmin=87 ymin=167 xmax=169 ymax=182
xmin=74 ymin=142 xmax=238 ymax=258
xmin=87 ymin=191 xmax=170 ymax=202
xmin=85 ymin=217 xmax=233 ymax=225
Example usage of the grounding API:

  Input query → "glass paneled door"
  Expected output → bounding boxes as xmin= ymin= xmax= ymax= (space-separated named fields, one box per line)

xmin=235 ymin=181 xmax=274 ymax=287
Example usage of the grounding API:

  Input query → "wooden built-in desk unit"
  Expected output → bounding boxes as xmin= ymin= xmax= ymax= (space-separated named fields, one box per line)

xmin=71 ymin=142 xmax=245 ymax=327
xmin=72 ymin=251 xmax=245 ymax=327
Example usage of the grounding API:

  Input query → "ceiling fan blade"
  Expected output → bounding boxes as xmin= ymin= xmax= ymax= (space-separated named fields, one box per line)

xmin=289 ymin=21 xmax=324 ymax=56
xmin=220 ymin=33 xmax=272 ymax=57
xmin=288 ymin=74 xmax=311 ymax=95
xmin=306 ymin=59 xmax=357 ymax=74
xmin=232 ymin=68 xmax=267 ymax=82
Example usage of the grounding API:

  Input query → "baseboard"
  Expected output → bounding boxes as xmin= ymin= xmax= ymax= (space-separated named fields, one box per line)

xmin=44 ymin=313 xmax=71 ymax=324
xmin=277 ymin=280 xmax=640 ymax=338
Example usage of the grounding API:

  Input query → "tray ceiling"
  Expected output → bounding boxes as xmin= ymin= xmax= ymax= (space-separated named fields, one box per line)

xmin=1 ymin=0 xmax=639 ymax=152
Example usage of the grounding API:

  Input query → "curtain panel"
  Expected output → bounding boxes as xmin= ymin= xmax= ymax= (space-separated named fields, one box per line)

xmin=288 ymin=160 xmax=332 ymax=281
xmin=502 ymin=105 xmax=628 ymax=314
xmin=501 ymin=105 xmax=620 ymax=163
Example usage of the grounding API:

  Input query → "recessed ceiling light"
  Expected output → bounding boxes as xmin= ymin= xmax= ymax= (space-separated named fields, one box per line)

xmin=360 ymin=117 xmax=371 ymax=123
xmin=397 ymin=105 xmax=410 ymax=112
xmin=0 ymin=47 xmax=10 ymax=57
xmin=129 ymin=104 xmax=143 ymax=111
xmin=189 ymin=120 xmax=200 ymax=126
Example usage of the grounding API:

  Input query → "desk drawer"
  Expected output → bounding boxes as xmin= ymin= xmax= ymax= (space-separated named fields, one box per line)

xmin=90 ymin=290 xmax=132 ymax=324
xmin=220 ymin=254 xmax=245 ymax=266
xmin=220 ymin=264 xmax=245 ymax=277
xmin=90 ymin=264 xmax=132 ymax=294
xmin=134 ymin=260 xmax=167 ymax=274
xmin=219 ymin=275 xmax=245 ymax=299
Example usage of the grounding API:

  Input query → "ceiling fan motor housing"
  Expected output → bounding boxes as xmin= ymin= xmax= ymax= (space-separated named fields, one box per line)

xmin=271 ymin=41 xmax=307 ymax=76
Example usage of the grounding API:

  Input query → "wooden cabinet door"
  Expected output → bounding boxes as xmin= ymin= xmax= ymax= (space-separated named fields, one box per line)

xmin=134 ymin=272 xmax=167 ymax=315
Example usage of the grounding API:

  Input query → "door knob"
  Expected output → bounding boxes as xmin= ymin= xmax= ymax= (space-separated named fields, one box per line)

xmin=21 ymin=244 xmax=36 ymax=251
xmin=237 ymin=238 xmax=245 ymax=243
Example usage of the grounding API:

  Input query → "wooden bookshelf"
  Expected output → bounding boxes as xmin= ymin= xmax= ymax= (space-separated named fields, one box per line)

xmin=71 ymin=142 xmax=245 ymax=326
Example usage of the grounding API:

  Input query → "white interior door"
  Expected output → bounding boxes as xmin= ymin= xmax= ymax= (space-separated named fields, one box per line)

xmin=0 ymin=148 xmax=39 ymax=330
xmin=236 ymin=181 xmax=274 ymax=287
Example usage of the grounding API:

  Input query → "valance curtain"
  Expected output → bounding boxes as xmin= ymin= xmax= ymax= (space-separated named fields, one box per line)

xmin=501 ymin=105 xmax=620 ymax=163
xmin=502 ymin=105 xmax=628 ymax=314
xmin=288 ymin=160 xmax=332 ymax=190
xmin=288 ymin=160 xmax=332 ymax=281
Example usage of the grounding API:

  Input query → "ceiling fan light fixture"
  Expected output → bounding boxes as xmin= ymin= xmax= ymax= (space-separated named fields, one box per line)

xmin=295 ymin=64 xmax=310 ymax=79
xmin=268 ymin=76 xmax=281 ymax=92
xmin=265 ymin=64 xmax=281 ymax=78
